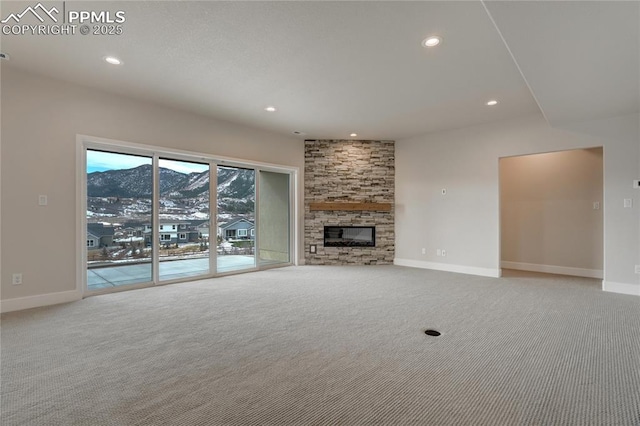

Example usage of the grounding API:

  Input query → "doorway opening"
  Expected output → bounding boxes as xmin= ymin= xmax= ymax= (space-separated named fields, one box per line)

xmin=499 ymin=147 xmax=604 ymax=279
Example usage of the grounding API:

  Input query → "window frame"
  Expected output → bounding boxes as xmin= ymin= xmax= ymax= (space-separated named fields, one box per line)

xmin=78 ymin=134 xmax=299 ymax=297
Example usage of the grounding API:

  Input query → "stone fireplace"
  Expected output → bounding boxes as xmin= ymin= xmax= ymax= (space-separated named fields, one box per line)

xmin=304 ymin=140 xmax=394 ymax=265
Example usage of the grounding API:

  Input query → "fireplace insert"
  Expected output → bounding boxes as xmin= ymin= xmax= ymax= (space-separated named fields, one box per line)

xmin=324 ymin=226 xmax=375 ymax=247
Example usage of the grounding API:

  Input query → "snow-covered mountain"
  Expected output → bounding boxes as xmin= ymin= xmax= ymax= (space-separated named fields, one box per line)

xmin=87 ymin=165 xmax=255 ymax=215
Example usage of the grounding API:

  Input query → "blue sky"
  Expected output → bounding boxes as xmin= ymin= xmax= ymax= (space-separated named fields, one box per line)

xmin=159 ymin=158 xmax=208 ymax=174
xmin=87 ymin=150 xmax=208 ymax=174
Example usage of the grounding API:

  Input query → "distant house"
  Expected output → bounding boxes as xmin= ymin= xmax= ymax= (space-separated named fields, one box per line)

xmin=113 ymin=225 xmax=145 ymax=245
xmin=219 ymin=219 xmax=254 ymax=240
xmin=143 ymin=220 xmax=203 ymax=246
xmin=86 ymin=232 xmax=99 ymax=249
xmin=114 ymin=226 xmax=139 ymax=240
xmin=197 ymin=223 xmax=210 ymax=239
xmin=122 ymin=227 xmax=142 ymax=237
xmin=87 ymin=223 xmax=115 ymax=248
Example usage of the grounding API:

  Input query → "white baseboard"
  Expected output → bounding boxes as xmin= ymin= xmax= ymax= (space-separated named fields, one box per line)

xmin=394 ymin=258 xmax=501 ymax=278
xmin=602 ymin=281 xmax=640 ymax=296
xmin=501 ymin=261 xmax=603 ymax=279
xmin=1 ymin=290 xmax=82 ymax=313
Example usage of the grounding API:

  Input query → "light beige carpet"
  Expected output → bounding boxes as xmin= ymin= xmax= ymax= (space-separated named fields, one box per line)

xmin=1 ymin=266 xmax=639 ymax=425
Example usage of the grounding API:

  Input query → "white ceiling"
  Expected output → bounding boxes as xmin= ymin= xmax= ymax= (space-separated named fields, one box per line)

xmin=1 ymin=1 xmax=638 ymax=140
xmin=485 ymin=1 xmax=639 ymax=126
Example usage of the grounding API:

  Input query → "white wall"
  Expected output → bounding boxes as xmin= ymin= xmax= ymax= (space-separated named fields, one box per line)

xmin=395 ymin=113 xmax=639 ymax=295
xmin=500 ymin=148 xmax=603 ymax=277
xmin=1 ymin=65 xmax=304 ymax=309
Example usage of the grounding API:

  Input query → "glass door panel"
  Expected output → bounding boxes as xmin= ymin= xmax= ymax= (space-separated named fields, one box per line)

xmin=158 ymin=158 xmax=210 ymax=281
xmin=217 ymin=166 xmax=256 ymax=273
xmin=258 ymin=171 xmax=290 ymax=266
xmin=86 ymin=150 xmax=153 ymax=290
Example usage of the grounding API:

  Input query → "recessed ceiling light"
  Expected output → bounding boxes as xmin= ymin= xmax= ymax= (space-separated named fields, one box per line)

xmin=422 ymin=36 xmax=442 ymax=48
xmin=350 ymin=133 xmax=358 ymax=137
xmin=486 ymin=99 xmax=499 ymax=106
xmin=264 ymin=106 xmax=277 ymax=112
xmin=104 ymin=56 xmax=122 ymax=65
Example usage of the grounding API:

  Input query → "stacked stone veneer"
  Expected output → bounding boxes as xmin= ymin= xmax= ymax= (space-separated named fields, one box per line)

xmin=305 ymin=140 xmax=395 ymax=265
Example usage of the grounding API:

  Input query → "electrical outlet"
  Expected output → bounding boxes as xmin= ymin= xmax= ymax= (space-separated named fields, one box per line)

xmin=38 ymin=195 xmax=47 ymax=206
xmin=635 ymin=265 xmax=640 ymax=274
xmin=436 ymin=249 xmax=442 ymax=256
xmin=421 ymin=248 xmax=426 ymax=255
xmin=441 ymin=249 xmax=446 ymax=257
xmin=12 ymin=273 xmax=22 ymax=285
xmin=624 ymin=198 xmax=633 ymax=208
xmin=593 ymin=202 xmax=600 ymax=210
xmin=310 ymin=245 xmax=317 ymax=254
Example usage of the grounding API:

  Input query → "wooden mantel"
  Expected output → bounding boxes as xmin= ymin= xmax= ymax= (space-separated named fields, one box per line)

xmin=309 ymin=202 xmax=392 ymax=212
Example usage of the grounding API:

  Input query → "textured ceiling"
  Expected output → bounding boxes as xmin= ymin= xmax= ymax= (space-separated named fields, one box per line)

xmin=1 ymin=1 xmax=637 ymax=140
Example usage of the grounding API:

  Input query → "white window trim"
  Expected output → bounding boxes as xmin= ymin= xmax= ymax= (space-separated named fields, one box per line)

xmin=179 ymin=233 xmax=187 ymax=240
xmin=77 ymin=134 xmax=299 ymax=297
xmin=237 ymin=229 xmax=248 ymax=237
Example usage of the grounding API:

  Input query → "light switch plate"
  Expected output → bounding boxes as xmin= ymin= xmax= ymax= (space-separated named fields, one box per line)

xmin=38 ymin=195 xmax=47 ymax=206
xmin=624 ymin=199 xmax=633 ymax=208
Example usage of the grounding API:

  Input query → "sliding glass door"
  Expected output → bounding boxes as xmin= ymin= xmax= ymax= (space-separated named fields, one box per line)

xmin=86 ymin=150 xmax=153 ymax=291
xmin=158 ymin=158 xmax=211 ymax=281
xmin=84 ymin=141 xmax=294 ymax=294
xmin=216 ymin=166 xmax=256 ymax=273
